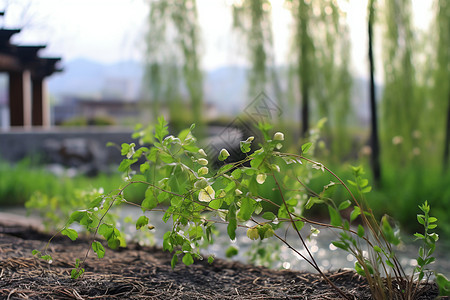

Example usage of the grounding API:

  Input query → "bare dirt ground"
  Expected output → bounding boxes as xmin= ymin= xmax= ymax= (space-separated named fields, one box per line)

xmin=0 ymin=215 xmax=439 ymax=300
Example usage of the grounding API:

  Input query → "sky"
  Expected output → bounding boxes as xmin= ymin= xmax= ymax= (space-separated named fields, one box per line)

xmin=0 ymin=0 xmax=434 ymax=78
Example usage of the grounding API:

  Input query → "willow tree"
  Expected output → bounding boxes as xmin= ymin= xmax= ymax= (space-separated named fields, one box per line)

xmin=287 ymin=0 xmax=315 ymax=137
xmin=434 ymin=0 xmax=450 ymax=169
xmin=232 ymin=0 xmax=275 ymax=97
xmin=143 ymin=0 xmax=203 ymax=129
xmin=381 ymin=0 xmax=418 ymax=166
xmin=312 ymin=1 xmax=353 ymax=160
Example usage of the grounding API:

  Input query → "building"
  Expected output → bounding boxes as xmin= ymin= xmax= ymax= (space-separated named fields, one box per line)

xmin=0 ymin=11 xmax=62 ymax=130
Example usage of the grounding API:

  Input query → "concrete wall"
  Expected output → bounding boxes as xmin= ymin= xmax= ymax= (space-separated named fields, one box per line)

xmin=0 ymin=127 xmax=136 ymax=172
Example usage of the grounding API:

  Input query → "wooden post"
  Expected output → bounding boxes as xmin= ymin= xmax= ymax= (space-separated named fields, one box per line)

xmin=32 ymin=77 xmax=50 ymax=127
xmin=8 ymin=70 xmax=32 ymax=127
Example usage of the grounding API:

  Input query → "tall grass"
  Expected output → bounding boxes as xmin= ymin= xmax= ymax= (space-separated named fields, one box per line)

xmin=0 ymin=159 xmax=124 ymax=207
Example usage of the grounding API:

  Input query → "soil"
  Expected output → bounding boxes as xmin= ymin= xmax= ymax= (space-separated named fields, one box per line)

xmin=0 ymin=218 xmax=440 ymax=300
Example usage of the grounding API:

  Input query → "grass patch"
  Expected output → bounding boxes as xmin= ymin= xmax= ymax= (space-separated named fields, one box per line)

xmin=0 ymin=159 xmax=125 ymax=207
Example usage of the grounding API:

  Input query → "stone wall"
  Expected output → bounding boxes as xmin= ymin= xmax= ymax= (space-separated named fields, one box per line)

xmin=0 ymin=127 xmax=136 ymax=175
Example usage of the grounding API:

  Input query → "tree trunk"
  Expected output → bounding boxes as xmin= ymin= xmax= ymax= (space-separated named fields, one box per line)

xmin=443 ymin=92 xmax=450 ymax=170
xmin=301 ymin=85 xmax=309 ymax=137
xmin=368 ymin=0 xmax=381 ymax=184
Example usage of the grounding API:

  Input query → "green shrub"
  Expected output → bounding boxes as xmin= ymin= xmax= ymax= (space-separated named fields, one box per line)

xmin=32 ymin=117 xmax=449 ymax=298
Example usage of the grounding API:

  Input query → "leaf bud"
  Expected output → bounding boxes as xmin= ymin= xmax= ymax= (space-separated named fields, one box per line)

xmin=273 ymin=132 xmax=284 ymax=141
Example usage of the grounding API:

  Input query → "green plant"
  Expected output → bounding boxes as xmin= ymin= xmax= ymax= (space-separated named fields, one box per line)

xmin=33 ymin=117 xmax=448 ymax=299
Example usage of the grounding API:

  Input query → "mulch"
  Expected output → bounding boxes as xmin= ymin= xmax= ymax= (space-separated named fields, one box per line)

xmin=0 ymin=220 xmax=440 ymax=299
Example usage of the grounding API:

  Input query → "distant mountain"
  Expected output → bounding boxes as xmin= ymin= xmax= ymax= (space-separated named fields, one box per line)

xmin=47 ymin=59 xmax=249 ymax=114
xmin=47 ymin=58 xmax=376 ymax=123
xmin=48 ymin=58 xmax=144 ymax=101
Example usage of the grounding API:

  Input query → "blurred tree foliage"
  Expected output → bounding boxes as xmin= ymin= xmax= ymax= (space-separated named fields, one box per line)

xmin=232 ymin=0 xmax=274 ymax=97
xmin=310 ymin=1 xmax=352 ymax=160
xmin=143 ymin=0 xmax=203 ymax=130
xmin=286 ymin=0 xmax=353 ymax=159
xmin=141 ymin=0 xmax=449 ymax=177
xmin=380 ymin=0 xmax=418 ymax=166
xmin=432 ymin=0 xmax=450 ymax=169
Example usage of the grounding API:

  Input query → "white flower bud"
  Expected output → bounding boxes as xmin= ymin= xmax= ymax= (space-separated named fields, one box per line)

xmin=256 ymin=173 xmax=267 ymax=184
xmin=197 ymin=158 xmax=208 ymax=166
xmin=198 ymin=186 xmax=215 ymax=202
xmin=198 ymin=149 xmax=207 ymax=157
xmin=198 ymin=166 xmax=209 ymax=175
xmin=218 ymin=148 xmax=230 ymax=161
xmin=273 ymin=132 xmax=284 ymax=141
xmin=235 ymin=189 xmax=243 ymax=196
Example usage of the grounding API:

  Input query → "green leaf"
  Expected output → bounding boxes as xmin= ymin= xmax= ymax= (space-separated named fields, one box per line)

xmin=208 ymin=256 xmax=215 ymax=264
xmin=225 ymin=246 xmax=239 ymax=258
xmin=258 ymin=224 xmax=274 ymax=239
xmin=350 ymin=206 xmax=361 ymax=222
xmin=87 ymin=197 xmax=103 ymax=209
xmin=414 ymin=233 xmax=425 ymax=240
xmin=71 ymin=267 xmax=85 ymax=279
xmin=301 ymin=142 xmax=312 ymax=154
xmin=436 ymin=273 xmax=450 ymax=296
xmin=250 ymin=150 xmax=265 ymax=169
xmin=385 ymin=259 xmax=395 ymax=268
xmin=417 ymin=214 xmax=425 ymax=225
xmin=262 ymin=211 xmax=276 ymax=220
xmin=61 ymin=228 xmax=78 ymax=241
xmin=155 ymin=116 xmax=169 ymax=142
xmin=354 ymin=261 xmax=366 ymax=277
xmin=120 ymin=143 xmax=130 ymax=156
xmin=178 ymin=128 xmax=191 ymax=141
xmin=381 ymin=215 xmax=400 ymax=246
xmin=182 ymin=253 xmax=194 ymax=266
xmin=347 ymin=180 xmax=357 ymax=187
xmin=118 ymin=158 xmax=138 ymax=172
xmin=237 ymin=198 xmax=255 ymax=221
xmin=68 ymin=211 xmax=87 ymax=224
xmin=338 ymin=200 xmax=351 ymax=210
xmin=32 ymin=249 xmax=41 ymax=256
xmin=425 ymin=257 xmax=436 ymax=265
xmin=332 ymin=241 xmax=349 ymax=251
xmin=208 ymin=199 xmax=223 ymax=210
xmin=136 ymin=215 xmax=149 ymax=230
xmin=373 ymin=246 xmax=382 ymax=253
xmin=305 ymin=197 xmax=323 ymax=209
xmin=227 ymin=203 xmax=237 ymax=240
xmin=240 ymin=141 xmax=251 ymax=153
xmin=188 ymin=226 xmax=203 ymax=239
xmin=218 ymin=149 xmax=230 ymax=161
xmin=357 ymin=225 xmax=365 ymax=238
xmin=428 ymin=217 xmax=438 ymax=223
xmin=159 ymin=151 xmax=174 ymax=164
xmin=92 ymin=241 xmax=105 ymax=258
xmin=140 ymin=163 xmax=150 ymax=174
xmin=98 ymin=223 xmax=113 ymax=239
xmin=107 ymin=238 xmax=120 ymax=250
xmin=163 ymin=232 xmax=173 ymax=252
xmin=361 ymin=186 xmax=372 ymax=194
xmin=358 ymin=178 xmax=369 ymax=188
xmin=328 ymin=206 xmax=342 ymax=227
xmin=142 ymin=187 xmax=158 ymax=211
xmin=231 ymin=168 xmax=242 ymax=179
xmin=41 ymin=255 xmax=52 ymax=262
xmin=171 ymin=254 xmax=178 ymax=269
